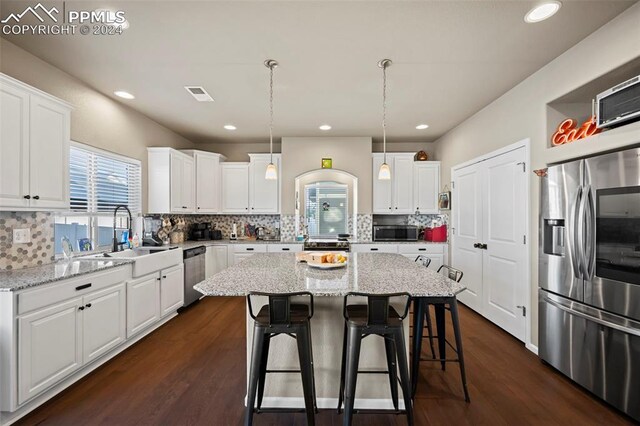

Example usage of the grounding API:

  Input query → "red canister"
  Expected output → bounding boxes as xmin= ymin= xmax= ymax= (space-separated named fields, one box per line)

xmin=424 ymin=227 xmax=433 ymax=241
xmin=431 ymin=225 xmax=447 ymax=242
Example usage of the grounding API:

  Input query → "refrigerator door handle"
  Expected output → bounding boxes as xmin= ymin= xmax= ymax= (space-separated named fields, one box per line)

xmin=584 ymin=186 xmax=596 ymax=279
xmin=544 ymin=296 xmax=640 ymax=337
xmin=577 ymin=185 xmax=589 ymax=278
xmin=570 ymin=186 xmax=584 ymax=278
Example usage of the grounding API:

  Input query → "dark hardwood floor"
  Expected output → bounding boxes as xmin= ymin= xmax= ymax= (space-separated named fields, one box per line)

xmin=17 ymin=297 xmax=634 ymax=425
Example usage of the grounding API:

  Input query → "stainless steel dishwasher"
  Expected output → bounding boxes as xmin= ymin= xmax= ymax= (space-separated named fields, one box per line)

xmin=183 ymin=245 xmax=206 ymax=307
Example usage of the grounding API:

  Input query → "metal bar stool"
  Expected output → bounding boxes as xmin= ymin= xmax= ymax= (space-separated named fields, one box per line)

xmin=246 ymin=291 xmax=317 ymax=426
xmin=337 ymin=292 xmax=414 ymax=426
xmin=410 ymin=265 xmax=470 ymax=402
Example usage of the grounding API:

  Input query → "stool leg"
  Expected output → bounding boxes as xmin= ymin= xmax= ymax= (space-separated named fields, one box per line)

xmin=337 ymin=322 xmax=348 ymax=413
xmin=435 ymin=304 xmax=446 ymax=371
xmin=245 ymin=326 xmax=265 ymax=426
xmin=392 ymin=329 xmax=414 ymax=426
xmin=424 ymin=305 xmax=437 ymax=359
xmin=411 ymin=298 xmax=425 ymax=398
xmin=383 ymin=336 xmax=399 ymax=410
xmin=306 ymin=320 xmax=318 ymax=413
xmin=449 ymin=299 xmax=470 ymax=402
xmin=343 ymin=326 xmax=362 ymax=426
xmin=256 ymin=334 xmax=271 ymax=410
xmin=296 ymin=325 xmax=316 ymax=426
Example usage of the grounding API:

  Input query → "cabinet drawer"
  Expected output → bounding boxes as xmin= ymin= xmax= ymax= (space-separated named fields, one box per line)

xmin=353 ymin=244 xmax=398 ymax=253
xmin=18 ymin=266 xmax=130 ymax=315
xmin=233 ymin=245 xmax=268 ymax=253
xmin=397 ymin=244 xmax=445 ymax=255
xmin=267 ymin=244 xmax=303 ymax=253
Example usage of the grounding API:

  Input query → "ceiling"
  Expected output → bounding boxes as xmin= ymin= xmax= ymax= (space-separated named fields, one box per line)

xmin=1 ymin=1 xmax=635 ymax=144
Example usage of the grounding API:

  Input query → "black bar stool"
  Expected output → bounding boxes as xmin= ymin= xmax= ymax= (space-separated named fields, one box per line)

xmin=246 ymin=291 xmax=317 ymax=426
xmin=337 ymin=292 xmax=414 ymax=426
xmin=411 ymin=265 xmax=470 ymax=402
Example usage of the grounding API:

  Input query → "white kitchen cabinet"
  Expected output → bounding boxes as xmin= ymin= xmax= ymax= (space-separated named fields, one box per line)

xmin=372 ymin=153 xmax=415 ymax=214
xmin=267 ymin=244 xmax=303 ymax=253
xmin=182 ymin=150 xmax=226 ymax=213
xmin=351 ymin=244 xmax=398 ymax=253
xmin=221 ymin=163 xmax=250 ymax=213
xmin=249 ymin=154 xmax=280 ymax=213
xmin=148 ymin=148 xmax=195 ymax=213
xmin=82 ymin=283 xmax=126 ymax=364
xmin=126 ymin=274 xmax=161 ymax=338
xmin=0 ymin=74 xmax=71 ymax=211
xmin=205 ymin=245 xmax=228 ymax=278
xmin=160 ymin=264 xmax=184 ymax=317
xmin=229 ymin=244 xmax=268 ymax=266
xmin=18 ymin=297 xmax=83 ymax=404
xmin=413 ymin=162 xmax=440 ymax=214
xmin=398 ymin=244 xmax=447 ymax=271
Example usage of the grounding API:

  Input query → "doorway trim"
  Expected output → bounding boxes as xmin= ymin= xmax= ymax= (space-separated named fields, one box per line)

xmin=451 ymin=138 xmax=533 ymax=353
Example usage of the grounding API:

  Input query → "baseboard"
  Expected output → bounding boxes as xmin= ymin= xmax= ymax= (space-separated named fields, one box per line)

xmin=248 ymin=396 xmax=406 ymax=411
xmin=526 ymin=342 xmax=539 ymax=355
xmin=0 ymin=313 xmax=178 ymax=426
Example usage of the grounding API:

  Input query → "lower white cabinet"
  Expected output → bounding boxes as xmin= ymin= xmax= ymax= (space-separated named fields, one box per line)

xmin=160 ymin=264 xmax=184 ymax=317
xmin=229 ymin=244 xmax=268 ymax=266
xmin=126 ymin=274 xmax=161 ymax=338
xmin=82 ymin=283 xmax=126 ymax=364
xmin=397 ymin=244 xmax=447 ymax=271
xmin=205 ymin=245 xmax=228 ymax=278
xmin=267 ymin=244 xmax=303 ymax=253
xmin=18 ymin=297 xmax=83 ymax=404
xmin=351 ymin=244 xmax=398 ymax=253
xmin=127 ymin=264 xmax=184 ymax=336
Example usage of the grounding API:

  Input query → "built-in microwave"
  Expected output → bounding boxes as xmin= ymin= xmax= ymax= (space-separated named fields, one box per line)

xmin=596 ymin=74 xmax=640 ymax=129
xmin=373 ymin=225 xmax=419 ymax=242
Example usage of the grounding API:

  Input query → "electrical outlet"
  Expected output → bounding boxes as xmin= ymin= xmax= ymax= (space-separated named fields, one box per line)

xmin=13 ymin=228 xmax=31 ymax=244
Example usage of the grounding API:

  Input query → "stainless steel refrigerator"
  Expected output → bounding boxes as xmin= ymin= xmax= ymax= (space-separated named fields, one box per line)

xmin=539 ymin=146 xmax=640 ymax=422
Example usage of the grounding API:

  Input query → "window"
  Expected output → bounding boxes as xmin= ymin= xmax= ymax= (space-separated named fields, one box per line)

xmin=305 ymin=182 xmax=348 ymax=237
xmin=55 ymin=143 xmax=141 ymax=254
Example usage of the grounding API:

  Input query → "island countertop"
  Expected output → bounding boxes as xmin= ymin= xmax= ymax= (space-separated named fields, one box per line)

xmin=195 ymin=253 xmax=465 ymax=297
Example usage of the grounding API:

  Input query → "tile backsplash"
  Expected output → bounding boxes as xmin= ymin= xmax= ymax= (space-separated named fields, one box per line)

xmin=159 ymin=214 xmax=281 ymax=239
xmin=0 ymin=212 xmax=55 ymax=270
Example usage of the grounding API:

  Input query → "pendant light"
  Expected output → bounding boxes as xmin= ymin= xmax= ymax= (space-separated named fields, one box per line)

xmin=378 ymin=59 xmax=392 ymax=180
xmin=264 ymin=59 xmax=278 ymax=180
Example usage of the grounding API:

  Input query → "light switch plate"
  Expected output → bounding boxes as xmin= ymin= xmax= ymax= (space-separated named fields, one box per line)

xmin=13 ymin=228 xmax=31 ymax=244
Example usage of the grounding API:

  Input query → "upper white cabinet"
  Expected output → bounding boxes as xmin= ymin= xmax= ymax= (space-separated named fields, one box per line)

xmin=148 ymin=148 xmax=195 ymax=213
xmin=249 ymin=154 xmax=280 ymax=213
xmin=221 ymin=154 xmax=281 ymax=214
xmin=0 ymin=74 xmax=71 ymax=211
xmin=413 ymin=161 xmax=441 ymax=214
xmin=221 ymin=163 xmax=250 ymax=213
xmin=184 ymin=150 xmax=226 ymax=213
xmin=372 ymin=153 xmax=440 ymax=215
xmin=372 ymin=153 xmax=415 ymax=214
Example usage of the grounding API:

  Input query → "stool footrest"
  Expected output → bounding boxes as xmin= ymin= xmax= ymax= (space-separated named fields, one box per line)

xmin=419 ymin=357 xmax=461 ymax=362
xmin=356 ymin=370 xmax=391 ymax=375
xmin=254 ymin=408 xmax=307 ymax=414
xmin=265 ymin=369 xmax=302 ymax=374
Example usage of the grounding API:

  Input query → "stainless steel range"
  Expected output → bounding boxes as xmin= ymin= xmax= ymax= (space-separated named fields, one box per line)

xmin=303 ymin=238 xmax=350 ymax=252
xmin=539 ymin=146 xmax=640 ymax=422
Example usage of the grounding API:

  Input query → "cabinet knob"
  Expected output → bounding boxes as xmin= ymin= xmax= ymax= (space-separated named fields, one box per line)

xmin=85 ymin=303 xmax=92 ymax=308
xmin=78 ymin=306 xmax=85 ymax=311
xmin=23 ymin=195 xmax=31 ymax=199
xmin=182 ymin=206 xmax=188 ymax=209
xmin=388 ymin=207 xmax=392 ymax=210
xmin=33 ymin=195 xmax=40 ymax=200
xmin=395 ymin=207 xmax=398 ymax=210
xmin=162 ymin=275 xmax=167 ymax=279
xmin=157 ymin=278 xmax=161 ymax=281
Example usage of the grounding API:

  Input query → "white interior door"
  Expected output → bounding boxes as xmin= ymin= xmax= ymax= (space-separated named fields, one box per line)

xmin=481 ymin=148 xmax=527 ymax=340
xmin=452 ymin=162 xmax=484 ymax=312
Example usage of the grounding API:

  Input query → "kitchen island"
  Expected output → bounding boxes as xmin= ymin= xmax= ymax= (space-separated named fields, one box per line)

xmin=195 ymin=253 xmax=465 ymax=410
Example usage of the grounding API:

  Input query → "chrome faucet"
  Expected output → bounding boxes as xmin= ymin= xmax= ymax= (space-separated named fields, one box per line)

xmin=113 ymin=205 xmax=133 ymax=252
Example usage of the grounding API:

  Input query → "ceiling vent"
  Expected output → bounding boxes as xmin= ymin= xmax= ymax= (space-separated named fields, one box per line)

xmin=184 ymin=86 xmax=214 ymax=102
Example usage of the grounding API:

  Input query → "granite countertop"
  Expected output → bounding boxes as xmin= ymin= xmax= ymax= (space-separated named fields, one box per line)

xmin=0 ymin=259 xmax=134 ymax=292
xmin=195 ymin=253 xmax=465 ymax=297
xmin=173 ymin=239 xmax=447 ymax=249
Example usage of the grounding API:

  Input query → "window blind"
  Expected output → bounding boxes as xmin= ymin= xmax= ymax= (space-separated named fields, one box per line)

xmin=69 ymin=144 xmax=142 ymax=214
xmin=304 ymin=182 xmax=348 ymax=237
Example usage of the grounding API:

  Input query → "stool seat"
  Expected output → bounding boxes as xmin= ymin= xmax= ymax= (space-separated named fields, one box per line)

xmin=254 ymin=304 xmax=310 ymax=326
xmin=345 ymin=305 xmax=404 ymax=327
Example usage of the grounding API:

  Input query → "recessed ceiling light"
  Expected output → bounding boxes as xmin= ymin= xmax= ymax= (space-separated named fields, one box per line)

xmin=416 ymin=124 xmax=429 ymax=130
xmin=319 ymin=124 xmax=332 ymax=131
xmin=525 ymin=1 xmax=561 ymax=23
xmin=224 ymin=124 xmax=237 ymax=130
xmin=114 ymin=91 xmax=135 ymax=99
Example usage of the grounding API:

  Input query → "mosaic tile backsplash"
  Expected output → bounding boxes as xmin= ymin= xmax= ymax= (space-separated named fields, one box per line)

xmin=159 ymin=214 xmax=282 ymax=239
xmin=0 ymin=212 xmax=55 ymax=270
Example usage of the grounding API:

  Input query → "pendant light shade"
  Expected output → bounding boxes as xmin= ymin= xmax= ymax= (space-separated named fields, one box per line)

xmin=265 ymin=59 xmax=278 ymax=180
xmin=378 ymin=59 xmax=392 ymax=180
xmin=378 ymin=162 xmax=391 ymax=180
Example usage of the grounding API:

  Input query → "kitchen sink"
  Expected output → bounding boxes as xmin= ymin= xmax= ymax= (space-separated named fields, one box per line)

xmin=80 ymin=247 xmax=182 ymax=277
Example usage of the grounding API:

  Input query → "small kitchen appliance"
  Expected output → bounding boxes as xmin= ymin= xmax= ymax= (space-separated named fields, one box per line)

xmin=230 ymin=223 xmax=238 ymax=240
xmin=596 ymin=74 xmax=640 ymax=129
xmin=189 ymin=222 xmax=213 ymax=241
xmin=373 ymin=225 xmax=419 ymax=242
xmin=142 ymin=216 xmax=163 ymax=246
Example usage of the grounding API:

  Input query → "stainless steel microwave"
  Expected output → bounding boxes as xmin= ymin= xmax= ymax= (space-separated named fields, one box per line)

xmin=596 ymin=74 xmax=640 ymax=129
xmin=373 ymin=225 xmax=419 ymax=242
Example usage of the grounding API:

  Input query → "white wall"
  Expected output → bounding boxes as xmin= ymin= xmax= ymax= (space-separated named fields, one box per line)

xmin=0 ymin=39 xmax=195 ymax=212
xmin=434 ymin=4 xmax=640 ymax=346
